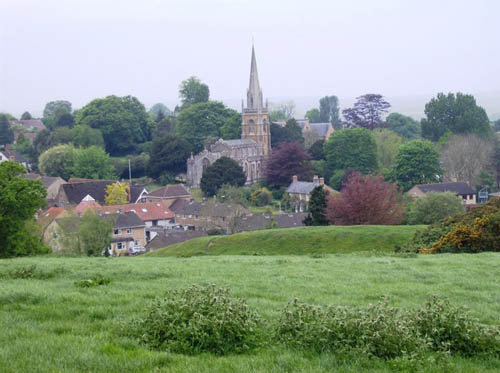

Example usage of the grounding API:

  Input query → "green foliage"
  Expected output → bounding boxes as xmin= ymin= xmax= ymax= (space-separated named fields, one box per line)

xmin=20 ymin=111 xmax=32 ymax=120
xmin=220 ymin=111 xmax=242 ymax=140
xmin=303 ymin=186 xmax=329 ymax=226
xmin=148 ymin=103 xmax=171 ymax=121
xmin=54 ymin=113 xmax=74 ymax=128
xmin=391 ymin=140 xmax=441 ymax=191
xmin=276 ymin=297 xmax=500 ymax=358
xmin=406 ymin=192 xmax=466 ymax=225
xmin=72 ymin=146 xmax=116 ymax=180
xmin=133 ymin=285 xmax=262 ymax=355
xmin=319 ymin=95 xmax=340 ymax=125
xmin=70 ymin=125 xmax=105 ymax=148
xmin=0 ymin=114 xmax=15 ymax=145
xmin=75 ymin=274 xmax=111 ymax=288
xmin=200 ymin=157 xmax=246 ymax=197
xmin=305 ymin=108 xmax=321 ymax=123
xmin=493 ymin=119 xmax=500 ymax=132
xmin=308 ymin=139 xmax=325 ymax=160
xmin=43 ymin=100 xmax=72 ymax=129
xmin=324 ymin=128 xmax=378 ymax=178
xmin=372 ymin=129 xmax=403 ymax=171
xmin=75 ymin=95 xmax=151 ymax=155
xmin=104 ymin=182 xmax=129 ymax=205
xmin=0 ymin=162 xmax=49 ymax=257
xmin=421 ymin=93 xmax=492 ymax=141
xmin=216 ymin=184 xmax=251 ymax=207
xmin=1 ymin=264 xmax=63 ymax=280
xmin=385 ymin=112 xmax=421 ymax=140
xmin=179 ymin=76 xmax=210 ymax=107
xmin=176 ymin=101 xmax=239 ymax=153
xmin=147 ymin=134 xmax=191 ymax=179
xmin=270 ymin=119 xmax=304 ymax=148
xmin=250 ymin=187 xmax=272 ymax=206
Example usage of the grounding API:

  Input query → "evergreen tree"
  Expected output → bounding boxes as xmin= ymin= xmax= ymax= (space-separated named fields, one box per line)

xmin=200 ymin=157 xmax=246 ymax=197
xmin=0 ymin=114 xmax=14 ymax=145
xmin=303 ymin=186 xmax=329 ymax=226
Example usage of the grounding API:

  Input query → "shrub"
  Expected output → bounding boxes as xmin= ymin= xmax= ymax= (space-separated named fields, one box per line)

xmin=250 ymin=187 xmax=272 ymax=206
xmin=2 ymin=264 xmax=64 ymax=280
xmin=75 ymin=274 xmax=111 ymax=288
xmin=134 ymin=285 xmax=263 ymax=355
xmin=406 ymin=192 xmax=465 ymax=225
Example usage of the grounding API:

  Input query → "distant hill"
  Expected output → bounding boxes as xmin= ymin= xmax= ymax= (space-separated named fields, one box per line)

xmin=147 ymin=225 xmax=424 ymax=257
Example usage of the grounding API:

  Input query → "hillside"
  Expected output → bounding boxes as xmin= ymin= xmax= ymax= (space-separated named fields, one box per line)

xmin=148 ymin=225 xmax=424 ymax=257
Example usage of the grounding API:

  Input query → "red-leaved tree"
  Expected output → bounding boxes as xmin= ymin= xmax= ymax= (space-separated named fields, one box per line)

xmin=326 ymin=171 xmax=404 ymax=225
xmin=266 ymin=142 xmax=313 ymax=188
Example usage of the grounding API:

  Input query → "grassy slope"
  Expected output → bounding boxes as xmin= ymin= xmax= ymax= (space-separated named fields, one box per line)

xmin=149 ymin=225 xmax=425 ymax=257
xmin=1 ymin=254 xmax=499 ymax=372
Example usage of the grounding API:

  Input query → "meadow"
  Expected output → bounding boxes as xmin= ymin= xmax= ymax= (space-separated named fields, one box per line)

xmin=1 ymin=252 xmax=499 ymax=372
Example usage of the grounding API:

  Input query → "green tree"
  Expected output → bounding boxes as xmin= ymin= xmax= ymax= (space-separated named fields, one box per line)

xmin=308 ymin=139 xmax=325 ymax=160
xmin=72 ymin=146 xmax=116 ymax=179
xmin=148 ymin=103 xmax=171 ymax=121
xmin=324 ymin=128 xmax=378 ymax=178
xmin=303 ymin=186 xmax=329 ymax=226
xmin=250 ymin=187 xmax=272 ymax=206
xmin=406 ymin=192 xmax=465 ymax=225
xmin=0 ymin=161 xmax=49 ymax=257
xmin=38 ymin=144 xmax=76 ymax=180
xmin=176 ymin=101 xmax=239 ymax=153
xmin=342 ymin=94 xmax=390 ymax=130
xmin=54 ymin=112 xmax=74 ymax=128
xmin=179 ymin=76 xmax=210 ymax=107
xmin=78 ymin=211 xmax=113 ymax=256
xmin=20 ymin=111 xmax=32 ymax=120
xmin=270 ymin=119 xmax=305 ymax=148
xmin=372 ymin=129 xmax=403 ymax=171
xmin=147 ymin=134 xmax=191 ymax=179
xmin=220 ymin=112 xmax=242 ymax=140
xmin=70 ymin=125 xmax=105 ymax=148
xmin=319 ymin=95 xmax=340 ymax=125
xmin=493 ymin=119 xmax=500 ymax=132
xmin=154 ymin=116 xmax=175 ymax=138
xmin=305 ymin=108 xmax=321 ymax=123
xmin=391 ymin=140 xmax=442 ymax=191
xmin=43 ymin=100 xmax=72 ymax=129
xmin=385 ymin=112 xmax=421 ymax=140
xmin=200 ymin=157 xmax=246 ymax=197
xmin=75 ymin=95 xmax=152 ymax=155
xmin=421 ymin=92 xmax=492 ymax=141
xmin=0 ymin=114 xmax=15 ymax=145
xmin=216 ymin=184 xmax=251 ymax=207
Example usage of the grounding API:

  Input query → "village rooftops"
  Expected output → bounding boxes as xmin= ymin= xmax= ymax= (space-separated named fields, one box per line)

xmin=175 ymin=200 xmax=248 ymax=218
xmin=58 ymin=180 xmax=147 ymax=205
xmin=99 ymin=201 xmax=174 ymax=222
xmin=410 ymin=182 xmax=476 ymax=196
xmin=147 ymin=184 xmax=191 ymax=199
xmin=146 ymin=230 xmax=208 ymax=251
xmin=25 ymin=173 xmax=65 ymax=188
xmin=10 ymin=119 xmax=46 ymax=132
xmin=286 ymin=175 xmax=329 ymax=195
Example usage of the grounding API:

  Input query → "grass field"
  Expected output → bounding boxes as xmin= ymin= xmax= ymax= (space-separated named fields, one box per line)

xmin=149 ymin=225 xmax=424 ymax=257
xmin=1 ymin=253 xmax=499 ymax=372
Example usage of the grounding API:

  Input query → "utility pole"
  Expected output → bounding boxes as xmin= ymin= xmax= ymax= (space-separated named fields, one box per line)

xmin=128 ymin=159 xmax=132 ymax=185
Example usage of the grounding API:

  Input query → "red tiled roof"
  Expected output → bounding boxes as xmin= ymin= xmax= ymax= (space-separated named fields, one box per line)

xmin=73 ymin=200 xmax=103 ymax=215
xmin=99 ymin=201 xmax=174 ymax=221
xmin=38 ymin=207 xmax=65 ymax=227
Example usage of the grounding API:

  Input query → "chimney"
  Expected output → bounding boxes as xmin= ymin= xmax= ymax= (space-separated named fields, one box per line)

xmin=319 ymin=177 xmax=325 ymax=185
xmin=313 ymin=175 xmax=319 ymax=184
xmin=292 ymin=175 xmax=298 ymax=182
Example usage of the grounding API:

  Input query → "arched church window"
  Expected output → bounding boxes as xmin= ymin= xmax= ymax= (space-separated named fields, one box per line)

xmin=202 ymin=158 xmax=210 ymax=172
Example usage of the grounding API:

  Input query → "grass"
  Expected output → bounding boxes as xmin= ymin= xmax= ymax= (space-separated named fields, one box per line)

xmin=0 ymin=254 xmax=499 ymax=372
xmin=148 ymin=225 xmax=425 ymax=257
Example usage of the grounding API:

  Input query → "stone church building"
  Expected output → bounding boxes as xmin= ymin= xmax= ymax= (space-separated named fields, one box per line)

xmin=186 ymin=46 xmax=271 ymax=188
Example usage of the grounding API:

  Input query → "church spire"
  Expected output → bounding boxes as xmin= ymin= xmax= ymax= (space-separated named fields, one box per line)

xmin=247 ymin=45 xmax=263 ymax=110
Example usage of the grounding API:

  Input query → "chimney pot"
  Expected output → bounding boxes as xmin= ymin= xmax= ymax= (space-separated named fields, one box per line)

xmin=313 ymin=175 xmax=319 ymax=183
xmin=319 ymin=177 xmax=325 ymax=185
xmin=292 ymin=175 xmax=298 ymax=182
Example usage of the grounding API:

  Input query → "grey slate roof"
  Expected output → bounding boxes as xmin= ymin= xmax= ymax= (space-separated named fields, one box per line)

xmin=309 ymin=123 xmax=331 ymax=137
xmin=25 ymin=173 xmax=64 ymax=187
xmin=146 ymin=230 xmax=207 ymax=251
xmin=168 ymin=198 xmax=189 ymax=212
xmin=60 ymin=181 xmax=144 ymax=205
xmin=176 ymin=200 xmax=247 ymax=218
xmin=286 ymin=181 xmax=321 ymax=195
xmin=148 ymin=184 xmax=191 ymax=199
xmin=416 ymin=182 xmax=475 ymax=196
xmin=220 ymin=139 xmax=256 ymax=147
xmin=108 ymin=212 xmax=145 ymax=229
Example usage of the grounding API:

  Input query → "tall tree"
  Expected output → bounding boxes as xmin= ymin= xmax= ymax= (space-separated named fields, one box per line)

xmin=148 ymin=103 xmax=171 ymax=121
xmin=179 ymin=76 xmax=210 ymax=107
xmin=390 ymin=140 xmax=441 ymax=191
xmin=200 ymin=157 xmax=246 ymax=197
xmin=0 ymin=114 xmax=15 ymax=145
xmin=70 ymin=125 xmax=105 ymax=148
xmin=54 ymin=112 xmax=74 ymax=128
xmin=372 ymin=129 xmax=403 ymax=171
xmin=319 ymin=95 xmax=340 ymax=125
xmin=104 ymin=182 xmax=130 ymax=205
xmin=308 ymin=139 xmax=325 ymax=160
xmin=305 ymin=108 xmax=321 ymax=123
xmin=342 ymin=94 xmax=390 ymax=130
xmin=78 ymin=211 xmax=113 ymax=256
xmin=147 ymin=134 xmax=191 ymax=179
xmin=38 ymin=144 xmax=76 ymax=180
xmin=269 ymin=101 xmax=295 ymax=121
xmin=0 ymin=161 xmax=49 ymax=257
xmin=43 ymin=100 xmax=72 ymax=129
xmin=326 ymin=172 xmax=404 ymax=225
xmin=385 ymin=112 xmax=421 ymax=140
xmin=406 ymin=192 xmax=465 ymax=225
xmin=20 ymin=111 xmax=32 ymax=120
xmin=270 ymin=119 xmax=304 ymax=148
xmin=421 ymin=92 xmax=492 ymax=141
xmin=324 ymin=128 xmax=378 ymax=177
xmin=440 ymin=134 xmax=494 ymax=188
xmin=75 ymin=95 xmax=151 ymax=155
xmin=266 ymin=142 xmax=313 ymax=189
xmin=72 ymin=146 xmax=116 ymax=180
xmin=303 ymin=186 xmax=329 ymax=226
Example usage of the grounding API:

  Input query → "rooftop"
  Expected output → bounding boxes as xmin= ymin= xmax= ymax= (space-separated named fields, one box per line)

xmin=414 ymin=182 xmax=476 ymax=195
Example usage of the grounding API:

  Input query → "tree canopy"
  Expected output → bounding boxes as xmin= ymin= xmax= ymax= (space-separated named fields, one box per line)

xmin=305 ymin=108 xmax=321 ymax=123
xmin=390 ymin=140 xmax=441 ymax=191
xmin=72 ymin=146 xmax=116 ymax=180
xmin=406 ymin=192 xmax=465 ymax=225
xmin=104 ymin=182 xmax=130 ymax=205
xmin=38 ymin=144 xmax=76 ymax=180
xmin=200 ymin=157 xmax=246 ymax=197
xmin=303 ymin=186 xmax=329 ymax=226
xmin=319 ymin=95 xmax=340 ymax=125
xmin=179 ymin=76 xmax=210 ymax=107
xmin=385 ymin=113 xmax=421 ymax=140
xmin=324 ymin=128 xmax=378 ymax=178
xmin=0 ymin=114 xmax=15 ymax=145
xmin=372 ymin=129 xmax=403 ymax=172
xmin=75 ymin=95 xmax=152 ymax=155
xmin=421 ymin=92 xmax=492 ymax=141
xmin=270 ymin=119 xmax=304 ymax=148
xmin=20 ymin=111 xmax=32 ymax=120
xmin=147 ymin=134 xmax=192 ymax=179
xmin=0 ymin=161 xmax=49 ymax=257
xmin=266 ymin=142 xmax=313 ymax=189
xmin=342 ymin=94 xmax=390 ymax=130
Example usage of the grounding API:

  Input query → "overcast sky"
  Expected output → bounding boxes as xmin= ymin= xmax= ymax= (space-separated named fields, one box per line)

xmin=1 ymin=0 xmax=499 ymax=117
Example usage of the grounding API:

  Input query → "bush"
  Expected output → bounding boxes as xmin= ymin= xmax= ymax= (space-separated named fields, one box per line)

xmin=250 ymin=187 xmax=272 ymax=206
xmin=134 ymin=285 xmax=263 ymax=355
xmin=75 ymin=274 xmax=111 ymax=288
xmin=206 ymin=228 xmax=224 ymax=236
xmin=216 ymin=184 xmax=251 ymax=207
xmin=1 ymin=264 xmax=64 ymax=280
xmin=406 ymin=192 xmax=465 ymax=225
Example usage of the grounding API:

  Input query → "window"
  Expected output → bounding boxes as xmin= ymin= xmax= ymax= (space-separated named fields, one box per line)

xmin=117 ymin=242 xmax=123 ymax=250
xmin=114 ymin=229 xmax=121 ymax=235
xmin=126 ymin=228 xmax=132 ymax=234
xmin=135 ymin=240 xmax=139 ymax=246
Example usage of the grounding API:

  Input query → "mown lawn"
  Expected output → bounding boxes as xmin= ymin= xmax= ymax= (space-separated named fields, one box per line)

xmin=0 ymin=253 xmax=499 ymax=372
xmin=149 ymin=225 xmax=424 ymax=257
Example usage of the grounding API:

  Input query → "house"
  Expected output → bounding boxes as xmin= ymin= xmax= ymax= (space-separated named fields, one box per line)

xmin=24 ymin=173 xmax=66 ymax=206
xmin=174 ymin=200 xmax=250 ymax=232
xmin=98 ymin=200 xmax=175 ymax=228
xmin=233 ymin=212 xmax=307 ymax=233
xmin=145 ymin=230 xmax=207 ymax=251
xmin=44 ymin=211 xmax=147 ymax=256
xmin=286 ymin=175 xmax=337 ymax=211
xmin=407 ymin=182 xmax=477 ymax=205
xmin=10 ymin=119 xmax=46 ymax=142
xmin=275 ymin=118 xmax=334 ymax=142
xmin=55 ymin=180 xmax=147 ymax=207
xmin=37 ymin=206 xmax=66 ymax=239
xmin=0 ymin=150 xmax=9 ymax=164
xmin=144 ymin=184 xmax=192 ymax=206
xmin=3 ymin=145 xmax=31 ymax=170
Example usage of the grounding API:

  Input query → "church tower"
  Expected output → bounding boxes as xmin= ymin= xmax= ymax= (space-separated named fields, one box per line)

xmin=241 ymin=46 xmax=271 ymax=156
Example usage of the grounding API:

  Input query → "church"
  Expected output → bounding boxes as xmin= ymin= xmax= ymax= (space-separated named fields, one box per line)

xmin=186 ymin=46 xmax=271 ymax=188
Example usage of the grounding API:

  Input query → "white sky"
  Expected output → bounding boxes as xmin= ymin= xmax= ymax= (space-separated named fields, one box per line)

xmin=1 ymin=0 xmax=499 ymax=117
